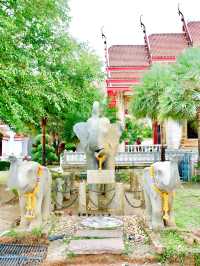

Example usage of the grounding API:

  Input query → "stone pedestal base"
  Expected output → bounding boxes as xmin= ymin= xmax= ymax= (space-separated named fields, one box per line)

xmin=79 ymin=181 xmax=87 ymax=213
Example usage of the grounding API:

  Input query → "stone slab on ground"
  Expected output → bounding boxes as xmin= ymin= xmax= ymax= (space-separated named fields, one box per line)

xmin=46 ymin=240 xmax=66 ymax=261
xmin=68 ymin=238 xmax=124 ymax=254
xmin=81 ymin=217 xmax=123 ymax=229
xmin=75 ymin=229 xmax=123 ymax=238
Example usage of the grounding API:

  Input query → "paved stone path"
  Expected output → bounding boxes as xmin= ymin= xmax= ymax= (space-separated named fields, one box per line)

xmin=68 ymin=238 xmax=124 ymax=254
xmin=68 ymin=217 xmax=125 ymax=255
xmin=75 ymin=229 xmax=123 ymax=238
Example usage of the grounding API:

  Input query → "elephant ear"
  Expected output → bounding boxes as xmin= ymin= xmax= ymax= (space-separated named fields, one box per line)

xmin=73 ymin=122 xmax=88 ymax=151
xmin=107 ymin=123 xmax=123 ymax=154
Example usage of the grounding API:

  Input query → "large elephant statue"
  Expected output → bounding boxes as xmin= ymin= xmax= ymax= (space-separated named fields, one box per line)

xmin=7 ymin=156 xmax=52 ymax=231
xmin=73 ymin=101 xmax=123 ymax=170
xmin=142 ymin=160 xmax=180 ymax=231
xmin=73 ymin=101 xmax=123 ymax=210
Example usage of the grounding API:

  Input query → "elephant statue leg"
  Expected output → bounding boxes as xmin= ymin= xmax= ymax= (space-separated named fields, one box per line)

xmin=165 ymin=192 xmax=176 ymax=228
xmin=151 ymin=193 xmax=164 ymax=231
xmin=42 ymin=191 xmax=51 ymax=225
xmin=19 ymin=194 xmax=29 ymax=229
xmin=88 ymin=184 xmax=99 ymax=211
xmin=143 ymin=190 xmax=152 ymax=229
xmin=87 ymin=152 xmax=99 ymax=211
xmin=29 ymin=196 xmax=43 ymax=230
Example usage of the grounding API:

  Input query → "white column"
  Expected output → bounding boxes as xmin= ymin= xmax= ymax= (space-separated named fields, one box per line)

xmin=165 ymin=120 xmax=182 ymax=149
xmin=22 ymin=137 xmax=29 ymax=156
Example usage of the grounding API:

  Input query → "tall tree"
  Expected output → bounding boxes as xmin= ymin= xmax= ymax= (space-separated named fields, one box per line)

xmin=0 ymin=0 xmax=103 ymax=136
xmin=131 ymin=63 xmax=172 ymax=160
xmin=0 ymin=0 xmax=71 ymax=132
xmin=159 ymin=48 xmax=200 ymax=163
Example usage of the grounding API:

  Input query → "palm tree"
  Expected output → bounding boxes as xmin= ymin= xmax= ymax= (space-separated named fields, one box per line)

xmin=131 ymin=63 xmax=172 ymax=160
xmin=159 ymin=48 xmax=200 ymax=164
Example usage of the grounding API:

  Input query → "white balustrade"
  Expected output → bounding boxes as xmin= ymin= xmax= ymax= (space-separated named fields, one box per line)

xmin=61 ymin=149 xmax=197 ymax=167
xmin=125 ymin=144 xmax=166 ymax=153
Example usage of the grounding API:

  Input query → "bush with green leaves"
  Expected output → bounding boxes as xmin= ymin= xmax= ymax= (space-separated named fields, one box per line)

xmin=120 ymin=118 xmax=152 ymax=144
xmin=0 ymin=161 xmax=10 ymax=171
xmin=65 ymin=142 xmax=76 ymax=151
xmin=190 ymin=175 xmax=200 ymax=183
xmin=31 ymin=134 xmax=58 ymax=164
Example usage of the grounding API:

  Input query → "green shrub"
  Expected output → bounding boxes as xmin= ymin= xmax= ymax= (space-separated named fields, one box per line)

xmin=31 ymin=134 xmax=58 ymax=164
xmin=34 ymin=134 xmax=51 ymax=145
xmin=120 ymin=117 xmax=152 ymax=144
xmin=116 ymin=171 xmax=129 ymax=183
xmin=0 ymin=161 xmax=10 ymax=171
xmin=65 ymin=142 xmax=76 ymax=151
xmin=190 ymin=175 xmax=200 ymax=183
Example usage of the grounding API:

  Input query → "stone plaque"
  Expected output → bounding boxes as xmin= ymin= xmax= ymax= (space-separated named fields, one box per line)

xmin=87 ymin=170 xmax=115 ymax=184
xmin=81 ymin=217 xmax=123 ymax=229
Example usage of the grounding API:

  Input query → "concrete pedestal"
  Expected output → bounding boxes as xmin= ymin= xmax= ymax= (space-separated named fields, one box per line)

xmin=115 ymin=182 xmax=124 ymax=215
xmin=79 ymin=181 xmax=87 ymax=213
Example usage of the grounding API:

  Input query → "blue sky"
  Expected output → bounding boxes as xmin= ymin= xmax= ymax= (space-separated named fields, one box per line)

xmin=69 ymin=0 xmax=200 ymax=60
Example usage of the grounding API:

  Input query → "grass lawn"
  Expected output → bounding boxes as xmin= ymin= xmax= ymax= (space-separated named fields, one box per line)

xmin=159 ymin=183 xmax=200 ymax=264
xmin=0 ymin=171 xmax=9 ymax=185
xmin=174 ymin=183 xmax=200 ymax=229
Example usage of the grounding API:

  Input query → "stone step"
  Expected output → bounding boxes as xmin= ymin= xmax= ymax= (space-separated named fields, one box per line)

xmin=74 ymin=229 xmax=123 ymax=238
xmin=68 ymin=238 xmax=124 ymax=254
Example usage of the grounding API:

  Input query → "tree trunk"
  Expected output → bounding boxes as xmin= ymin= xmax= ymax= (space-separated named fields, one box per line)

xmin=160 ymin=122 xmax=166 ymax=161
xmin=41 ymin=117 xmax=47 ymax=166
xmin=197 ymin=107 xmax=200 ymax=164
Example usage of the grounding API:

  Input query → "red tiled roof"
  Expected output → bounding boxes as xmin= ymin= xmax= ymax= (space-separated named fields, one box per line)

xmin=187 ymin=21 xmax=200 ymax=47
xmin=149 ymin=33 xmax=188 ymax=58
xmin=108 ymin=45 xmax=150 ymax=67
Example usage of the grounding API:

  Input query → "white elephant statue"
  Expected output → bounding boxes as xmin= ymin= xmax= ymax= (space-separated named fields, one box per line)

xmin=7 ymin=156 xmax=52 ymax=231
xmin=142 ymin=160 xmax=180 ymax=231
xmin=73 ymin=101 xmax=123 ymax=210
xmin=73 ymin=101 xmax=123 ymax=170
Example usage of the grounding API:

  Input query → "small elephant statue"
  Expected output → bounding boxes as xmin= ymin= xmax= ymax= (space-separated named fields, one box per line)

xmin=142 ymin=160 xmax=180 ymax=231
xmin=7 ymin=156 xmax=52 ymax=231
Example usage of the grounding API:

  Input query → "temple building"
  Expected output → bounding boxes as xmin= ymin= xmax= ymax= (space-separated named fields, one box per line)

xmin=0 ymin=123 xmax=29 ymax=158
xmin=105 ymin=10 xmax=200 ymax=149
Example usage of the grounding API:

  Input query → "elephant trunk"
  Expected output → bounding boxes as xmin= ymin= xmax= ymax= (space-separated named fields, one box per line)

xmin=95 ymin=149 xmax=107 ymax=170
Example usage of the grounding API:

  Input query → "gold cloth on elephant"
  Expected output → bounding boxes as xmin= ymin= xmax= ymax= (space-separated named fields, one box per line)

xmin=149 ymin=165 xmax=169 ymax=221
xmin=24 ymin=165 xmax=43 ymax=220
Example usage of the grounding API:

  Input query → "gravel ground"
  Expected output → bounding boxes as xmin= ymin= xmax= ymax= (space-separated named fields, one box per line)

xmin=45 ymin=213 xmax=151 ymax=264
xmin=48 ymin=214 xmax=147 ymax=244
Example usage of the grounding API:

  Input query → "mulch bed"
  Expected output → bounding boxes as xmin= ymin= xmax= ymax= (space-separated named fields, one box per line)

xmin=0 ymin=233 xmax=49 ymax=245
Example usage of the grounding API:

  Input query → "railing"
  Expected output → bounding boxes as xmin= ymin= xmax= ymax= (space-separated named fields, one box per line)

xmin=60 ymin=149 xmax=197 ymax=165
xmin=61 ymin=151 xmax=86 ymax=165
xmin=125 ymin=144 xmax=166 ymax=153
xmin=60 ymin=149 xmax=198 ymax=180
